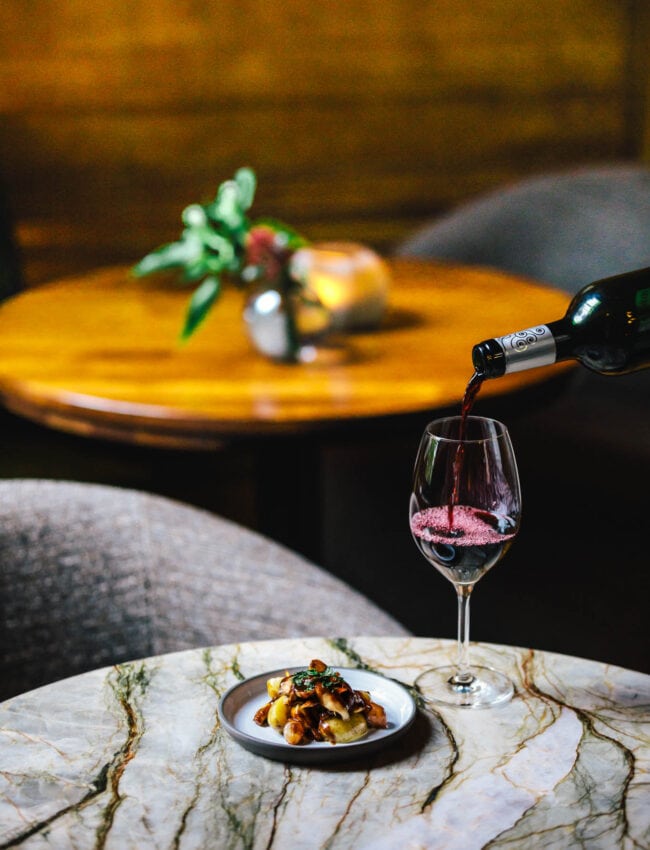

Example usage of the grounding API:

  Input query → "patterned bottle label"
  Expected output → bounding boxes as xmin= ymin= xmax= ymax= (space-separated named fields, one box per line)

xmin=497 ymin=325 xmax=557 ymax=373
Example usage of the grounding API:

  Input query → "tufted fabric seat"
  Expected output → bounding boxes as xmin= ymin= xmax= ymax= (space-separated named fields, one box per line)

xmin=0 ymin=479 xmax=410 ymax=701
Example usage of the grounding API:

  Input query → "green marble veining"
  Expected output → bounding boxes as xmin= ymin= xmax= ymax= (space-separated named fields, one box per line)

xmin=96 ymin=663 xmax=151 ymax=848
xmin=0 ymin=637 xmax=648 ymax=849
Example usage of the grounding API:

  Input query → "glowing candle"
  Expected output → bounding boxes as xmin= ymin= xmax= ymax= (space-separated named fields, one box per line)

xmin=290 ymin=242 xmax=390 ymax=331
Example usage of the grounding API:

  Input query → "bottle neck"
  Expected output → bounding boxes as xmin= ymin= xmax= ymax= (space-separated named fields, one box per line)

xmin=472 ymin=321 xmax=566 ymax=378
xmin=545 ymin=318 xmax=573 ymax=360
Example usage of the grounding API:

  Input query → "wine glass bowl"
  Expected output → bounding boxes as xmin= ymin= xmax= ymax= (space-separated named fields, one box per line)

xmin=409 ymin=415 xmax=521 ymax=708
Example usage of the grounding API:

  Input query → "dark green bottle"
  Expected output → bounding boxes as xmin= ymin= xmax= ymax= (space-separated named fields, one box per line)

xmin=472 ymin=266 xmax=650 ymax=379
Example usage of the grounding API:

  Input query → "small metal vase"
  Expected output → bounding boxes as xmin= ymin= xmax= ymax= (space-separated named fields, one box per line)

xmin=243 ymin=283 xmax=331 ymax=363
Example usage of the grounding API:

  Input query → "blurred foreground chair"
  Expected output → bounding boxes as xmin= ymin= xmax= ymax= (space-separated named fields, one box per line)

xmin=0 ymin=479 xmax=410 ymax=701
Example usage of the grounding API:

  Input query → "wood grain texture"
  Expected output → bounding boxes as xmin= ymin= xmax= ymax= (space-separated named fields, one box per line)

xmin=0 ymin=260 xmax=574 ymax=448
xmin=1 ymin=1 xmax=647 ymax=286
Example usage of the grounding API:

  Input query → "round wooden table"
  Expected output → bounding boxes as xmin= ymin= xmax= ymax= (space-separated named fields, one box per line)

xmin=0 ymin=259 xmax=573 ymax=449
xmin=0 ymin=260 xmax=574 ymax=557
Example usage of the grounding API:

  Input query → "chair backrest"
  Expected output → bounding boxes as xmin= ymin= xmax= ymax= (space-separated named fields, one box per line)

xmin=395 ymin=163 xmax=650 ymax=294
xmin=0 ymin=479 xmax=409 ymax=701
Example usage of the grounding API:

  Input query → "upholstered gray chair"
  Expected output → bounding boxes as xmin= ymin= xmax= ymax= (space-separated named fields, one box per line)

xmin=395 ymin=162 xmax=650 ymax=294
xmin=0 ymin=479 xmax=410 ymax=701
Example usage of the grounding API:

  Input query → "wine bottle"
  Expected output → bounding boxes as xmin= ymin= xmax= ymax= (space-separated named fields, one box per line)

xmin=472 ymin=266 xmax=650 ymax=378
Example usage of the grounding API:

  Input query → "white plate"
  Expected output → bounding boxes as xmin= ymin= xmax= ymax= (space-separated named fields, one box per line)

xmin=218 ymin=666 xmax=417 ymax=764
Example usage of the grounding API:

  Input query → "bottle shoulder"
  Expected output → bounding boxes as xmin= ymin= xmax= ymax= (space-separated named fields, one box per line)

xmin=563 ymin=269 xmax=650 ymax=373
xmin=567 ymin=266 xmax=650 ymax=322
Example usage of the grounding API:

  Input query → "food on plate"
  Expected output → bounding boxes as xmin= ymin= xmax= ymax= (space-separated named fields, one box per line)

xmin=253 ymin=659 xmax=388 ymax=745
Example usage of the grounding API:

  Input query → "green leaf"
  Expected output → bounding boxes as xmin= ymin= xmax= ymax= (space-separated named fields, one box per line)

xmin=202 ymin=230 xmax=236 ymax=265
xmin=182 ymin=204 xmax=208 ymax=227
xmin=181 ymin=261 xmax=210 ymax=283
xmin=132 ymin=236 xmax=203 ymax=277
xmin=208 ymin=181 xmax=245 ymax=232
xmin=234 ymin=167 xmax=257 ymax=211
xmin=180 ymin=276 xmax=221 ymax=341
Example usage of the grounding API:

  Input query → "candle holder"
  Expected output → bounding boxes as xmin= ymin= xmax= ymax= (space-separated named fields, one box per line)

xmin=290 ymin=242 xmax=391 ymax=331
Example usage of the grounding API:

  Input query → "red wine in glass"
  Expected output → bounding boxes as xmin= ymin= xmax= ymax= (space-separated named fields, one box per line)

xmin=410 ymin=504 xmax=517 ymax=586
xmin=409 ymin=413 xmax=521 ymax=708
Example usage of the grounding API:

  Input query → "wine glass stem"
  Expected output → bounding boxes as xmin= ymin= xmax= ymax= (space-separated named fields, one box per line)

xmin=454 ymin=585 xmax=474 ymax=683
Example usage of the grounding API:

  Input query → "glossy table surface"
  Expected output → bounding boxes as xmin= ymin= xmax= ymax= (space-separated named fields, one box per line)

xmin=0 ymin=260 xmax=573 ymax=449
xmin=1 ymin=636 xmax=648 ymax=849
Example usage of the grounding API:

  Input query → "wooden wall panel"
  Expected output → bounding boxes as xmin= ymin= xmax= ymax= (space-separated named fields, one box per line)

xmin=0 ymin=1 xmax=629 ymax=106
xmin=0 ymin=0 xmax=646 ymax=286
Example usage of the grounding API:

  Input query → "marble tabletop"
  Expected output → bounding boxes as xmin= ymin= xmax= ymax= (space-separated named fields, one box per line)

xmin=1 ymin=636 xmax=648 ymax=850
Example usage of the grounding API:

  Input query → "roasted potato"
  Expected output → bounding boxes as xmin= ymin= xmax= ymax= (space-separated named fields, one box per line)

xmin=266 ymin=676 xmax=284 ymax=699
xmin=267 ymin=694 xmax=291 ymax=729
xmin=320 ymin=713 xmax=368 ymax=743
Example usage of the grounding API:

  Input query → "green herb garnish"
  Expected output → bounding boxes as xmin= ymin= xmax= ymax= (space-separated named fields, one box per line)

xmin=291 ymin=666 xmax=342 ymax=692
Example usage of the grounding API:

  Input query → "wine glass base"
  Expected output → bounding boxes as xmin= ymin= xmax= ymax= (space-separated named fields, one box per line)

xmin=415 ymin=665 xmax=514 ymax=709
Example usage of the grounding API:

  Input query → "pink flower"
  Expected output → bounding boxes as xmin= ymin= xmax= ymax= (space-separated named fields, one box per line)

xmin=243 ymin=225 xmax=294 ymax=284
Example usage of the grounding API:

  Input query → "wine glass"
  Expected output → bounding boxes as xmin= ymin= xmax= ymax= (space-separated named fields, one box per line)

xmin=409 ymin=415 xmax=521 ymax=708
